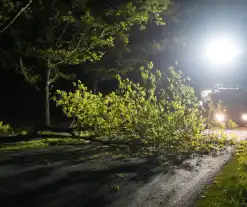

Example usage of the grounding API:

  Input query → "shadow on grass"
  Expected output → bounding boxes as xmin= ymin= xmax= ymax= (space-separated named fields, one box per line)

xmin=0 ymin=144 xmax=167 ymax=207
xmin=0 ymin=144 xmax=109 ymax=165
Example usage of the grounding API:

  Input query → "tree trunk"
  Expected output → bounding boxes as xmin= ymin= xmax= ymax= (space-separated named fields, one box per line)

xmin=93 ymin=79 xmax=98 ymax=94
xmin=44 ymin=68 xmax=51 ymax=126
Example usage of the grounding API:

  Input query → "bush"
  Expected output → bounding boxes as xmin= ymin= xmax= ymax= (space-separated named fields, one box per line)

xmin=54 ymin=63 xmax=226 ymax=153
xmin=0 ymin=121 xmax=11 ymax=132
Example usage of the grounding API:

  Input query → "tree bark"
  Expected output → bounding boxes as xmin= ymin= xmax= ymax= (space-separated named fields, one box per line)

xmin=44 ymin=68 xmax=51 ymax=126
xmin=93 ymin=79 xmax=98 ymax=94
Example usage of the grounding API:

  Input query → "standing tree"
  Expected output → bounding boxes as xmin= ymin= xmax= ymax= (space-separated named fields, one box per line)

xmin=81 ymin=1 xmax=185 ymax=92
xmin=0 ymin=0 xmax=171 ymax=126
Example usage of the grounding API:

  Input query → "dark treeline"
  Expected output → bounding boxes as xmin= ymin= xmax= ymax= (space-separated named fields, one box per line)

xmin=1 ymin=0 xmax=247 ymax=126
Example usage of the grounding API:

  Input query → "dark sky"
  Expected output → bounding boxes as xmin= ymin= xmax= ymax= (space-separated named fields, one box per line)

xmin=171 ymin=0 xmax=247 ymax=90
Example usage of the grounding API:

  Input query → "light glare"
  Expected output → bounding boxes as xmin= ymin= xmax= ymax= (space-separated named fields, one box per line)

xmin=242 ymin=114 xmax=247 ymax=121
xmin=205 ymin=37 xmax=241 ymax=66
xmin=201 ymin=90 xmax=212 ymax=97
xmin=215 ymin=113 xmax=225 ymax=122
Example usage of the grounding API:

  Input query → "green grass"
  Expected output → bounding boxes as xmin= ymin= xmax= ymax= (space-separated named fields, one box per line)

xmin=196 ymin=158 xmax=239 ymax=207
xmin=0 ymin=128 xmax=92 ymax=152
xmin=0 ymin=138 xmax=86 ymax=152
xmin=197 ymin=155 xmax=247 ymax=207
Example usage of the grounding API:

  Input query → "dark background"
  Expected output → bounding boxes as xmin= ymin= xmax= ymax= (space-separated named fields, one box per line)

xmin=1 ymin=0 xmax=247 ymax=125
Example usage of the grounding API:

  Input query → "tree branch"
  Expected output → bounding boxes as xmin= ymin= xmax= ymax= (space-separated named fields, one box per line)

xmin=56 ymin=22 xmax=69 ymax=45
xmin=0 ymin=0 xmax=33 ymax=34
xmin=19 ymin=55 xmax=29 ymax=82
xmin=68 ymin=33 xmax=84 ymax=56
xmin=47 ymin=68 xmax=59 ymax=85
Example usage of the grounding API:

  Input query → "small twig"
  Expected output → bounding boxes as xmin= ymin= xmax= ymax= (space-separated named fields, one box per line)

xmin=68 ymin=33 xmax=84 ymax=56
xmin=53 ymin=32 xmax=85 ymax=68
xmin=56 ymin=22 xmax=69 ymax=45
xmin=0 ymin=0 xmax=33 ymax=34
xmin=48 ymin=72 xmax=59 ymax=85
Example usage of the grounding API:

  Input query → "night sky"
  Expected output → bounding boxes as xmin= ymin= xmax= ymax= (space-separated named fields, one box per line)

xmin=173 ymin=0 xmax=247 ymax=89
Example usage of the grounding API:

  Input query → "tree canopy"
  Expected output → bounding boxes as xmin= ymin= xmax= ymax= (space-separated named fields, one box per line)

xmin=0 ymin=0 xmax=171 ymax=125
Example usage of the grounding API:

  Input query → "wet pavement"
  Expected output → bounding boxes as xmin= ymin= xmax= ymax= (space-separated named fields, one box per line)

xmin=0 ymin=128 xmax=246 ymax=207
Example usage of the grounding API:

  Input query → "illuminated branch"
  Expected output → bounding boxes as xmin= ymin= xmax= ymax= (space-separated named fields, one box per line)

xmin=0 ymin=0 xmax=32 ymax=34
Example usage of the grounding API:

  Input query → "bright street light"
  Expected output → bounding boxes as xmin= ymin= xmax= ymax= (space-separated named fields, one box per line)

xmin=215 ymin=113 xmax=225 ymax=122
xmin=242 ymin=114 xmax=247 ymax=121
xmin=204 ymin=36 xmax=241 ymax=66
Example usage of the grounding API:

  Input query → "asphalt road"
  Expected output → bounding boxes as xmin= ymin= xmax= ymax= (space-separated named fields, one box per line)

xmin=113 ymin=147 xmax=233 ymax=207
xmin=0 ymin=128 xmax=246 ymax=207
xmin=225 ymin=127 xmax=247 ymax=141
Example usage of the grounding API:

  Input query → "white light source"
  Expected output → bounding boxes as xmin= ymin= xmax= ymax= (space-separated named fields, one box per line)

xmin=205 ymin=36 xmax=241 ymax=66
xmin=201 ymin=90 xmax=212 ymax=97
xmin=242 ymin=114 xmax=247 ymax=121
xmin=215 ymin=113 xmax=225 ymax=122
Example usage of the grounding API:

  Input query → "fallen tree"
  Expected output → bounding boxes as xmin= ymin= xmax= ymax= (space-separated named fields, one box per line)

xmin=0 ymin=64 xmax=230 ymax=153
xmin=54 ymin=63 xmax=230 ymax=154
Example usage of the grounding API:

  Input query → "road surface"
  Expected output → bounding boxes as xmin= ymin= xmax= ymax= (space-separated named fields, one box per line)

xmin=0 ymin=128 xmax=246 ymax=207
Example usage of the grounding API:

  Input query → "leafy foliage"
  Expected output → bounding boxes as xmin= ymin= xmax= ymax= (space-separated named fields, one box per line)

xmin=0 ymin=0 xmax=171 ymax=125
xmin=0 ymin=121 xmax=11 ymax=132
xmin=55 ymin=63 xmax=226 ymax=153
xmin=204 ymin=99 xmax=239 ymax=129
xmin=0 ymin=0 xmax=171 ymax=82
xmin=227 ymin=119 xmax=239 ymax=128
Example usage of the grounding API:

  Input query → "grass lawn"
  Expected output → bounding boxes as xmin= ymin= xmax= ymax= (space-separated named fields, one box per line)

xmin=0 ymin=128 xmax=91 ymax=152
xmin=0 ymin=138 xmax=87 ymax=152
xmin=197 ymin=142 xmax=247 ymax=207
